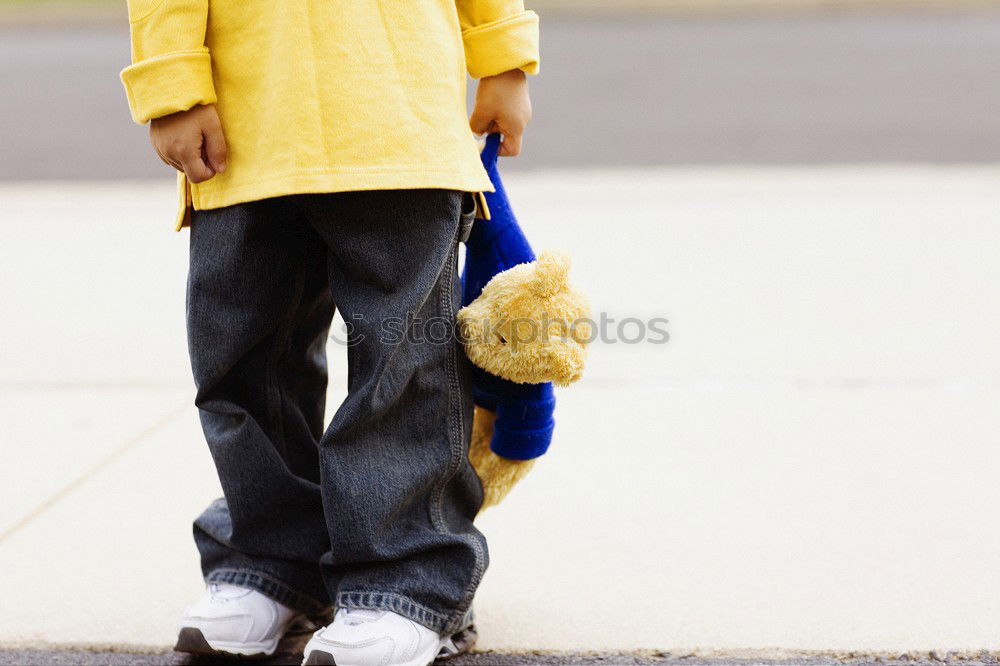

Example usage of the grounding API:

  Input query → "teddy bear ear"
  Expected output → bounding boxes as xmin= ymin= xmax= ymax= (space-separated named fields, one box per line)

xmin=532 ymin=250 xmax=572 ymax=298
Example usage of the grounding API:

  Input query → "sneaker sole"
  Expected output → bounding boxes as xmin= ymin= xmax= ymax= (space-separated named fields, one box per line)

xmin=438 ymin=624 xmax=477 ymax=660
xmin=302 ymin=623 xmax=477 ymax=666
xmin=175 ymin=613 xmax=329 ymax=660
xmin=173 ymin=627 xmax=275 ymax=659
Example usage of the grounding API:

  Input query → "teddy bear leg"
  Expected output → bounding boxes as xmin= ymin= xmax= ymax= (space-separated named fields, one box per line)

xmin=469 ymin=406 xmax=536 ymax=510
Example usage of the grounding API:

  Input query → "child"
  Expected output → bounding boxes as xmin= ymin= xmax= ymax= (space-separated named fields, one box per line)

xmin=120 ymin=1 xmax=537 ymax=663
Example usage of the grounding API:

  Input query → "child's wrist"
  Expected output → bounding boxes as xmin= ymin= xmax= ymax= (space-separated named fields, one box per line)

xmin=481 ymin=68 xmax=527 ymax=83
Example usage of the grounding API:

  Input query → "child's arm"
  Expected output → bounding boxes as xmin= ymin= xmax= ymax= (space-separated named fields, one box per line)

xmin=457 ymin=0 xmax=539 ymax=156
xmin=120 ymin=0 xmax=226 ymax=182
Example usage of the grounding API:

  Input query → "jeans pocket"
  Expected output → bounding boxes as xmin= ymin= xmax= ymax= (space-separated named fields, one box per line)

xmin=457 ymin=192 xmax=476 ymax=244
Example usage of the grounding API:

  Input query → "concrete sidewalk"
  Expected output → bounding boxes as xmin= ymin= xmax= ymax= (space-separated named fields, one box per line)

xmin=2 ymin=167 xmax=1000 ymax=658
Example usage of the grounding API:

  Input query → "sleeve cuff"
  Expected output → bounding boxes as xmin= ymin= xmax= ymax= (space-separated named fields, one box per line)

xmin=490 ymin=423 xmax=553 ymax=461
xmin=120 ymin=48 xmax=217 ymax=124
xmin=462 ymin=10 xmax=540 ymax=79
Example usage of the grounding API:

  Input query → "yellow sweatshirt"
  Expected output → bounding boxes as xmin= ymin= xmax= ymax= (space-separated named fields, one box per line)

xmin=120 ymin=0 xmax=539 ymax=229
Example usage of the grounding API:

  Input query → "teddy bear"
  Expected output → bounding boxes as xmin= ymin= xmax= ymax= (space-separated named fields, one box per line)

xmin=459 ymin=134 xmax=592 ymax=508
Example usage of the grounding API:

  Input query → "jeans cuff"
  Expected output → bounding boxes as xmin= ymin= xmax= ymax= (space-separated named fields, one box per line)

xmin=335 ymin=590 xmax=473 ymax=635
xmin=206 ymin=568 xmax=331 ymax=616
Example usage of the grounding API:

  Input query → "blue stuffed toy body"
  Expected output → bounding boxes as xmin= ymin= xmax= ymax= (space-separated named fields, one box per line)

xmin=460 ymin=134 xmax=558 ymax=463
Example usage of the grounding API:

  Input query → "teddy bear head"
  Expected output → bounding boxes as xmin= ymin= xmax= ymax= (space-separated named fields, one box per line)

xmin=458 ymin=251 xmax=592 ymax=386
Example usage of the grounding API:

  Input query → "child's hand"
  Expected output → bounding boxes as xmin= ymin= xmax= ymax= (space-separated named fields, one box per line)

xmin=469 ymin=69 xmax=532 ymax=156
xmin=149 ymin=104 xmax=228 ymax=183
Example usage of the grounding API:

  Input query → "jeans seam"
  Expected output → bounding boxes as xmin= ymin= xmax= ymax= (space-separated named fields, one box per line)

xmin=429 ymin=212 xmax=487 ymax=633
xmin=430 ymin=246 xmax=456 ymax=530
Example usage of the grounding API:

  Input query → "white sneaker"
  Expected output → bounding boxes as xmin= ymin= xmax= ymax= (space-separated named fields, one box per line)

xmin=302 ymin=608 xmax=476 ymax=666
xmin=174 ymin=583 xmax=304 ymax=657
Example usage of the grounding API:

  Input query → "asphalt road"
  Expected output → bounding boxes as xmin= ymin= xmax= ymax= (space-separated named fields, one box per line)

xmin=2 ymin=650 xmax=998 ymax=666
xmin=0 ymin=7 xmax=998 ymax=178
xmin=0 ymin=650 xmax=670 ymax=665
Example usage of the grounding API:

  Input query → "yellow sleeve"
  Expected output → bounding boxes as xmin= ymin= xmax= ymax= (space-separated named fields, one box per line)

xmin=119 ymin=0 xmax=216 ymax=124
xmin=456 ymin=0 xmax=540 ymax=79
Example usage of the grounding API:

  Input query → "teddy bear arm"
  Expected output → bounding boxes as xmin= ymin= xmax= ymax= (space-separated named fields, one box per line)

xmin=487 ymin=385 xmax=557 ymax=461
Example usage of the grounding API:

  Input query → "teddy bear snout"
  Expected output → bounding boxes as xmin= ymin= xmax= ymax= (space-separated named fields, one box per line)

xmin=542 ymin=339 xmax=587 ymax=386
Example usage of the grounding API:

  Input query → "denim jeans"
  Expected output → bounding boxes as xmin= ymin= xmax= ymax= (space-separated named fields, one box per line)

xmin=185 ymin=189 xmax=485 ymax=635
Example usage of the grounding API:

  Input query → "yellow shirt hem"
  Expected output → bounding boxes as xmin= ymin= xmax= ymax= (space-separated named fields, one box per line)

xmin=176 ymin=167 xmax=496 ymax=231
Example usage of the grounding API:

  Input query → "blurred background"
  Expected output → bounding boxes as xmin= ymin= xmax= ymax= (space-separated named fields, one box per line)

xmin=2 ymin=1 xmax=1000 ymax=663
xmin=3 ymin=0 xmax=1000 ymax=176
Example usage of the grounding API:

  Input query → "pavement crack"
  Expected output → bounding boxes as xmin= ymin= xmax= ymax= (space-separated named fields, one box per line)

xmin=0 ymin=401 xmax=188 ymax=545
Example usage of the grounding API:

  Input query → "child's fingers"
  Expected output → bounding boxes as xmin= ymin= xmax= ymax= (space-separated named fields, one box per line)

xmin=202 ymin=121 xmax=228 ymax=174
xmin=156 ymin=151 xmax=182 ymax=172
xmin=499 ymin=132 xmax=522 ymax=156
xmin=469 ymin=107 xmax=495 ymax=136
xmin=179 ymin=146 xmax=216 ymax=184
